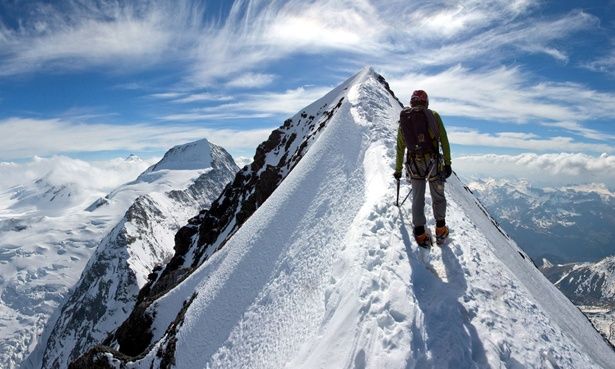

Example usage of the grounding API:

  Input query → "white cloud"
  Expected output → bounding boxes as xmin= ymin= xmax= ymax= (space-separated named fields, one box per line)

xmin=418 ymin=6 xmax=488 ymax=38
xmin=172 ymin=93 xmax=235 ymax=104
xmin=0 ymin=0 xmax=612 ymax=164
xmin=226 ymin=86 xmax=333 ymax=114
xmin=0 ymin=82 xmax=331 ymax=160
xmin=160 ymin=112 xmax=274 ymax=121
xmin=541 ymin=121 xmax=615 ymax=141
xmin=0 ymin=155 xmax=156 ymax=194
xmin=148 ymin=91 xmax=234 ymax=103
xmin=225 ymin=73 xmax=276 ymax=88
xmin=261 ymin=2 xmax=379 ymax=52
xmin=0 ymin=1 xmax=202 ymax=75
xmin=0 ymin=117 xmax=272 ymax=160
xmin=411 ymin=10 xmax=596 ymax=66
xmin=150 ymin=92 xmax=185 ymax=99
xmin=389 ymin=65 xmax=615 ymax=128
xmin=162 ymin=85 xmax=332 ymax=121
xmin=189 ymin=0 xmax=559 ymax=85
xmin=449 ymin=127 xmax=614 ymax=153
xmin=583 ymin=50 xmax=615 ymax=76
xmin=0 ymin=1 xmax=602 ymax=90
xmin=182 ymin=0 xmax=576 ymax=86
xmin=114 ymin=81 xmax=150 ymax=91
xmin=186 ymin=0 xmax=384 ymax=86
xmin=456 ymin=152 xmax=615 ymax=189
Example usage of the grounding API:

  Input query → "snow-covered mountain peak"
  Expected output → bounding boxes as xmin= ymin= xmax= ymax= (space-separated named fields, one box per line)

xmin=91 ymin=139 xmax=217 ymax=210
xmin=17 ymin=140 xmax=238 ymax=369
xmin=125 ymin=153 xmax=142 ymax=162
xmin=468 ymin=177 xmax=536 ymax=198
xmin=68 ymin=70 xmax=615 ymax=369
xmin=2 ymin=176 xmax=82 ymax=217
xmin=541 ymin=255 xmax=615 ymax=347
xmin=0 ymin=140 xmax=237 ymax=369
xmin=543 ymin=256 xmax=615 ymax=307
xmin=542 ymin=258 xmax=554 ymax=268
xmin=143 ymin=138 xmax=212 ymax=173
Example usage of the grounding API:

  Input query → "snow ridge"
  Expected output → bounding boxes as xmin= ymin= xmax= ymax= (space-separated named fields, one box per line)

xmin=83 ymin=70 xmax=370 ymax=363
xmin=70 ymin=69 xmax=615 ymax=369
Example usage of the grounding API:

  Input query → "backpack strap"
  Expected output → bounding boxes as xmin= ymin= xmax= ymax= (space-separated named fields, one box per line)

xmin=406 ymin=108 xmax=443 ymax=180
xmin=425 ymin=109 xmax=446 ymax=181
xmin=422 ymin=108 xmax=440 ymax=148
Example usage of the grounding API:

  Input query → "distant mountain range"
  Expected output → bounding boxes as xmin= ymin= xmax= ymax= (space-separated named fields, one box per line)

xmin=541 ymin=256 xmax=615 ymax=347
xmin=467 ymin=179 xmax=615 ymax=264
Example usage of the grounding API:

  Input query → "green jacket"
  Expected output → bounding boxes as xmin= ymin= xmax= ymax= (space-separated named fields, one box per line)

xmin=395 ymin=109 xmax=451 ymax=173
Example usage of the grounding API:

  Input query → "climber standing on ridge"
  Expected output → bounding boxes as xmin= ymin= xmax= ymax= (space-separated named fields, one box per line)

xmin=394 ymin=90 xmax=452 ymax=247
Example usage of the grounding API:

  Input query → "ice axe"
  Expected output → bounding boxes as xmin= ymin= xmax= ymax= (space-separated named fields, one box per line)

xmin=396 ymin=179 xmax=412 ymax=207
xmin=399 ymin=187 xmax=412 ymax=207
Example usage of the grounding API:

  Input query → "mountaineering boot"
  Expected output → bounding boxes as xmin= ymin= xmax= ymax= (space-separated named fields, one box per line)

xmin=413 ymin=226 xmax=431 ymax=248
xmin=415 ymin=232 xmax=431 ymax=248
xmin=435 ymin=225 xmax=449 ymax=245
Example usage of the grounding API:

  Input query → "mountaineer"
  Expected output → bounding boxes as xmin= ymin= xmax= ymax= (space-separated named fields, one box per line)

xmin=394 ymin=90 xmax=452 ymax=247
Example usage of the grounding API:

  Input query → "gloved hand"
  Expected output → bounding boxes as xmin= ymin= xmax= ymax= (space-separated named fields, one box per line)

xmin=444 ymin=165 xmax=452 ymax=178
xmin=393 ymin=171 xmax=402 ymax=180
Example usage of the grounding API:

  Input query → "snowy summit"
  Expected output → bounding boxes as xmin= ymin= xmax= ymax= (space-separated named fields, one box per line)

xmin=142 ymin=139 xmax=213 ymax=173
xmin=1 ymin=139 xmax=238 ymax=369
xmin=54 ymin=68 xmax=615 ymax=369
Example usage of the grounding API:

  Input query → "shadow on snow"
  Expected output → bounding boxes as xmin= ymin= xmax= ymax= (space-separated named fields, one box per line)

xmin=398 ymin=208 xmax=489 ymax=369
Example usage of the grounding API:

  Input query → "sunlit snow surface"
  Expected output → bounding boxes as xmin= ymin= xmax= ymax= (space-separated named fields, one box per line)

xmin=0 ymin=139 xmax=226 ymax=369
xmin=106 ymin=69 xmax=615 ymax=369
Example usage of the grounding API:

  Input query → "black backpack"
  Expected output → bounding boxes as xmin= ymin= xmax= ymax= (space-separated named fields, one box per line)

xmin=399 ymin=106 xmax=440 ymax=155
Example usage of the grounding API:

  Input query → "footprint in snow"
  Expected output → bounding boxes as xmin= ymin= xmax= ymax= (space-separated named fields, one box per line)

xmin=419 ymin=246 xmax=449 ymax=283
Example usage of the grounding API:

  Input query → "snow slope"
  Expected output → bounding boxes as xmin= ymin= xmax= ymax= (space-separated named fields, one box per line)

xmin=0 ymin=140 xmax=236 ymax=369
xmin=71 ymin=69 xmax=615 ymax=369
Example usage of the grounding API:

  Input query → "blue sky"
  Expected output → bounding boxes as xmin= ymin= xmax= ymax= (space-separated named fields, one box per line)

xmin=0 ymin=0 xmax=614 ymax=168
